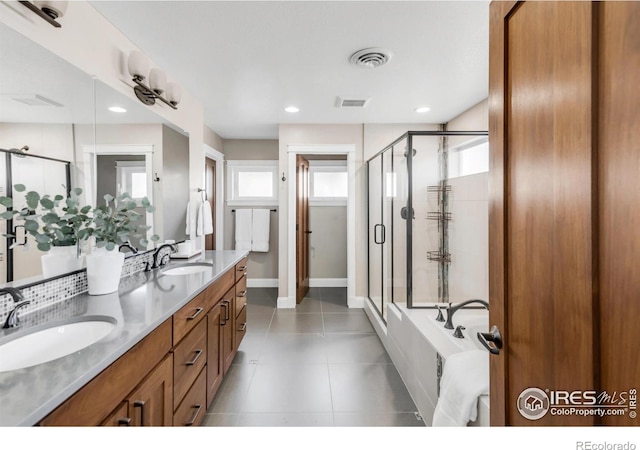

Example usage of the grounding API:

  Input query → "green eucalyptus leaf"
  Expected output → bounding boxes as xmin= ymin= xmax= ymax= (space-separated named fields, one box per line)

xmin=42 ymin=213 xmax=59 ymax=224
xmin=35 ymin=234 xmax=50 ymax=244
xmin=80 ymin=205 xmax=91 ymax=214
xmin=0 ymin=211 xmax=16 ymax=220
xmin=145 ymin=205 xmax=155 ymax=213
xmin=0 ymin=197 xmax=13 ymax=208
xmin=141 ymin=198 xmax=150 ymax=207
xmin=103 ymin=194 xmax=114 ymax=204
xmin=151 ymin=234 xmax=160 ymax=241
xmin=105 ymin=242 xmax=116 ymax=251
xmin=14 ymin=184 xmax=26 ymax=192
xmin=72 ymin=187 xmax=83 ymax=196
xmin=24 ymin=220 xmax=39 ymax=232
xmin=25 ymin=191 xmax=40 ymax=209
xmin=139 ymin=239 xmax=149 ymax=248
xmin=37 ymin=242 xmax=51 ymax=252
xmin=54 ymin=194 xmax=64 ymax=201
xmin=40 ymin=198 xmax=55 ymax=209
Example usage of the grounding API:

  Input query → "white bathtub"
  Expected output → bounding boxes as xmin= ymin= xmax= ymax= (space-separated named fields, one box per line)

xmin=365 ymin=301 xmax=491 ymax=426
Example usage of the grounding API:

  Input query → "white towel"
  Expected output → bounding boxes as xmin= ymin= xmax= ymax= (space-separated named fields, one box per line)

xmin=185 ymin=201 xmax=194 ymax=236
xmin=432 ymin=350 xmax=489 ymax=426
xmin=195 ymin=201 xmax=204 ymax=236
xmin=202 ymin=201 xmax=214 ymax=235
xmin=251 ymin=208 xmax=270 ymax=252
xmin=234 ymin=209 xmax=252 ymax=251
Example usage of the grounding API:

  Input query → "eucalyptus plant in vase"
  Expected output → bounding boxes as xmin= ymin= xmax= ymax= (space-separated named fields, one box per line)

xmin=83 ymin=192 xmax=158 ymax=295
xmin=0 ymin=184 xmax=91 ymax=278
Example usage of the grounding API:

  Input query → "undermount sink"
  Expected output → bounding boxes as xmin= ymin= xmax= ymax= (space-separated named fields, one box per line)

xmin=0 ymin=316 xmax=117 ymax=373
xmin=161 ymin=263 xmax=213 ymax=276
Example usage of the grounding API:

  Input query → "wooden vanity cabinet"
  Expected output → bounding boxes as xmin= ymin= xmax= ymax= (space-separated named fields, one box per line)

xmin=39 ymin=258 xmax=248 ymax=427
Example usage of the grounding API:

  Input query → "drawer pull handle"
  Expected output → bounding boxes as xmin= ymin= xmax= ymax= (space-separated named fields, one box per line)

xmin=238 ymin=323 xmax=247 ymax=331
xmin=187 ymin=307 xmax=204 ymax=321
xmin=117 ymin=417 xmax=131 ymax=426
xmin=238 ymin=290 xmax=247 ymax=297
xmin=133 ymin=401 xmax=146 ymax=426
xmin=185 ymin=404 xmax=202 ymax=426
xmin=185 ymin=349 xmax=203 ymax=366
xmin=237 ymin=265 xmax=247 ymax=271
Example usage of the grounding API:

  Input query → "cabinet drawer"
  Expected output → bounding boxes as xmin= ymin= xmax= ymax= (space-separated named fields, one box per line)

xmin=235 ymin=275 xmax=247 ymax=316
xmin=236 ymin=304 xmax=247 ymax=348
xmin=235 ymin=257 xmax=248 ymax=282
xmin=173 ymin=368 xmax=206 ymax=427
xmin=173 ymin=319 xmax=207 ymax=408
xmin=173 ymin=289 xmax=208 ymax=344
xmin=101 ymin=402 xmax=130 ymax=427
xmin=205 ymin=268 xmax=235 ymax=310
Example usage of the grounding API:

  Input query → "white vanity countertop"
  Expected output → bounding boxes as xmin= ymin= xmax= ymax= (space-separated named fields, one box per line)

xmin=0 ymin=250 xmax=248 ymax=427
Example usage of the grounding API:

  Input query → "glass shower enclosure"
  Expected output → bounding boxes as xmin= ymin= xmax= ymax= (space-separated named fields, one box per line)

xmin=367 ymin=130 xmax=488 ymax=322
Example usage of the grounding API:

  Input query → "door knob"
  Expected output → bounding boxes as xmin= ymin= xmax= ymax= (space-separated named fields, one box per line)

xmin=305 ymin=230 xmax=312 ymax=234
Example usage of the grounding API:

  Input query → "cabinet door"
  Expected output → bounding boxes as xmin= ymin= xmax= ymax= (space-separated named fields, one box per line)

xmin=221 ymin=288 xmax=236 ymax=374
xmin=100 ymin=402 xmax=131 ymax=427
xmin=206 ymin=302 xmax=223 ymax=408
xmin=127 ymin=354 xmax=173 ymax=426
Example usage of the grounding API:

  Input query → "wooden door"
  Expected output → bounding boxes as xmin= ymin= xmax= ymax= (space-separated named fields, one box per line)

xmin=489 ymin=1 xmax=597 ymax=426
xmin=205 ymin=157 xmax=216 ymax=250
xmin=296 ymin=155 xmax=310 ymax=303
xmin=206 ymin=302 xmax=223 ymax=408
xmin=598 ymin=1 xmax=640 ymax=426
xmin=127 ymin=355 xmax=173 ymax=426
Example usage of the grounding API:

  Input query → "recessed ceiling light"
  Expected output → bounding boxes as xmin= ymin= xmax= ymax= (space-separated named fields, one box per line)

xmin=414 ymin=106 xmax=430 ymax=113
xmin=285 ymin=105 xmax=299 ymax=113
xmin=108 ymin=106 xmax=127 ymax=113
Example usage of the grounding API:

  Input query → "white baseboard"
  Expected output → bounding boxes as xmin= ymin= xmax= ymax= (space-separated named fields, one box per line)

xmin=309 ymin=278 xmax=348 ymax=287
xmin=277 ymin=296 xmax=296 ymax=309
xmin=348 ymin=295 xmax=365 ymax=309
xmin=246 ymin=278 xmax=278 ymax=288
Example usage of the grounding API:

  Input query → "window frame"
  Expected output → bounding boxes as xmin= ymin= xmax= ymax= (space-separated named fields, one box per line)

xmin=226 ymin=160 xmax=279 ymax=206
xmin=309 ymin=160 xmax=348 ymax=206
xmin=448 ymin=136 xmax=489 ymax=179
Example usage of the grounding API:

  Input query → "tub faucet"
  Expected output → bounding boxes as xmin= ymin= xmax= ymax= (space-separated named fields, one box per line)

xmin=444 ymin=299 xmax=489 ymax=330
xmin=1 ymin=287 xmax=30 ymax=329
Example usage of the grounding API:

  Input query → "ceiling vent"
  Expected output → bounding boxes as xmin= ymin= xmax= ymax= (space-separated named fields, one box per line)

xmin=349 ymin=47 xmax=393 ymax=69
xmin=9 ymin=94 xmax=63 ymax=107
xmin=335 ymin=96 xmax=371 ymax=108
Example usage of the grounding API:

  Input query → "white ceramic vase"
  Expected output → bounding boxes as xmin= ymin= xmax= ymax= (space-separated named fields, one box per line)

xmin=86 ymin=246 xmax=125 ymax=296
xmin=41 ymin=245 xmax=84 ymax=278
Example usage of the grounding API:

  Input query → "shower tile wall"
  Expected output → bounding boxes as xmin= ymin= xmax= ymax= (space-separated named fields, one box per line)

xmin=410 ymin=137 xmax=440 ymax=305
xmin=448 ymin=172 xmax=489 ymax=302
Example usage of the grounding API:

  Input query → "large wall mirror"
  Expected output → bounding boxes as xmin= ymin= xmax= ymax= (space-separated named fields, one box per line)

xmin=0 ymin=22 xmax=189 ymax=285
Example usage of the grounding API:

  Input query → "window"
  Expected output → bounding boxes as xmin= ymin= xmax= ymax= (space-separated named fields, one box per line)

xmin=309 ymin=161 xmax=348 ymax=205
xmin=116 ymin=161 xmax=147 ymax=200
xmin=448 ymin=137 xmax=489 ymax=178
xmin=227 ymin=160 xmax=278 ymax=206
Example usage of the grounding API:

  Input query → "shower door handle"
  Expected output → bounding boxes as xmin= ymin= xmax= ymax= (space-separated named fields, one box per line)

xmin=374 ymin=224 xmax=386 ymax=245
xmin=12 ymin=225 xmax=27 ymax=246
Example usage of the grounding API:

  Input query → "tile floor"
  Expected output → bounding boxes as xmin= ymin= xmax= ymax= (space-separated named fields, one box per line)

xmin=203 ymin=287 xmax=425 ymax=427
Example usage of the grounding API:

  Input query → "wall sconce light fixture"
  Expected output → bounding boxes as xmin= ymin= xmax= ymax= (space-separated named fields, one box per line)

xmin=128 ymin=51 xmax=181 ymax=110
xmin=19 ymin=1 xmax=67 ymax=28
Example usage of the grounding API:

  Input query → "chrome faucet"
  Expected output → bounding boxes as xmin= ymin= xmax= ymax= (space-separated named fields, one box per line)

xmin=444 ymin=299 xmax=489 ymax=330
xmin=1 ymin=287 xmax=30 ymax=329
xmin=146 ymin=243 xmax=177 ymax=270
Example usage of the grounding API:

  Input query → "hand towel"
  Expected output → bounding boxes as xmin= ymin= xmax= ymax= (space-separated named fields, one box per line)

xmin=251 ymin=208 xmax=270 ymax=252
xmin=234 ymin=209 xmax=252 ymax=251
xmin=195 ymin=201 xmax=204 ymax=236
xmin=202 ymin=200 xmax=214 ymax=235
xmin=432 ymin=350 xmax=489 ymax=426
xmin=185 ymin=201 xmax=193 ymax=236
